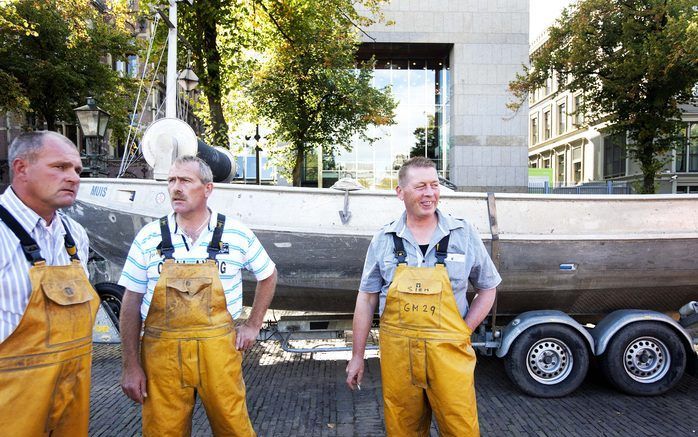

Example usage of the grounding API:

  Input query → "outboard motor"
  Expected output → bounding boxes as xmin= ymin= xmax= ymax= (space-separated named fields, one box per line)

xmin=141 ymin=118 xmax=236 ymax=182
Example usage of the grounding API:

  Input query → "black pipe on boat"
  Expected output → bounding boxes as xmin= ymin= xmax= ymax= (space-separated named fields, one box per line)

xmin=196 ymin=140 xmax=235 ymax=183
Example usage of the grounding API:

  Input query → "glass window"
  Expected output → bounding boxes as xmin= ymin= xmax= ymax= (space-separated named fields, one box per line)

xmin=573 ymin=95 xmax=584 ymax=126
xmin=303 ymin=47 xmax=451 ymax=188
xmin=675 ymin=185 xmax=698 ymax=194
xmin=557 ymin=101 xmax=566 ymax=135
xmin=556 ymin=153 xmax=565 ymax=185
xmin=531 ymin=116 xmax=538 ymax=144
xmin=543 ymin=110 xmax=551 ymax=140
xmin=127 ymin=55 xmax=139 ymax=78
xmin=573 ymin=161 xmax=582 ymax=184
xmin=604 ymin=133 xmax=626 ymax=178
xmin=677 ymin=122 xmax=698 ymax=173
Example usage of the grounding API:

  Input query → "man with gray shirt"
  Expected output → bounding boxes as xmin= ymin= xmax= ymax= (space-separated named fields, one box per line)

xmin=346 ymin=157 xmax=501 ymax=436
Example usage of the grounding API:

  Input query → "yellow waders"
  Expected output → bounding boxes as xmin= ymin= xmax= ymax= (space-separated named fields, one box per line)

xmin=0 ymin=207 xmax=98 ymax=437
xmin=141 ymin=215 xmax=255 ymax=437
xmin=380 ymin=234 xmax=479 ymax=437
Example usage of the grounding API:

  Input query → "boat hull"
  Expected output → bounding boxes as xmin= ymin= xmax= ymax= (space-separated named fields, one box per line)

xmin=66 ymin=179 xmax=698 ymax=319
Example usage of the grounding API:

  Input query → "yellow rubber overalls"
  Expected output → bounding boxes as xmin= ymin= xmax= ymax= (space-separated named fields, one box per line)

xmin=379 ymin=233 xmax=479 ymax=437
xmin=0 ymin=206 xmax=99 ymax=437
xmin=141 ymin=215 xmax=255 ymax=437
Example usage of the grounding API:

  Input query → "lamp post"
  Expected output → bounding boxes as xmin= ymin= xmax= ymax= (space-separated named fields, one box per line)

xmin=245 ymin=124 xmax=263 ymax=185
xmin=74 ymin=97 xmax=110 ymax=177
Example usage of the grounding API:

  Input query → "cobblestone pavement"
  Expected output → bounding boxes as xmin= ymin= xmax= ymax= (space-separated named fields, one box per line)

xmin=89 ymin=341 xmax=698 ymax=437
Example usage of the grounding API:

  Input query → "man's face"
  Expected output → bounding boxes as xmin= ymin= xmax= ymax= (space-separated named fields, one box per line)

xmin=167 ymin=162 xmax=212 ymax=216
xmin=14 ymin=137 xmax=82 ymax=215
xmin=396 ymin=166 xmax=440 ymax=220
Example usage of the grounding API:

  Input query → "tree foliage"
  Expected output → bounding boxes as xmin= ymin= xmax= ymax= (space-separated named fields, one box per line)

xmin=248 ymin=0 xmax=396 ymax=186
xmin=509 ymin=0 xmax=698 ymax=193
xmin=0 ymin=0 xmax=137 ymax=138
xmin=176 ymin=0 xmax=257 ymax=148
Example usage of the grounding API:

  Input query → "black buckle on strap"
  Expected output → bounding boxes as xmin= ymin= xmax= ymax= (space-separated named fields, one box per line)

xmin=21 ymin=243 xmax=44 ymax=263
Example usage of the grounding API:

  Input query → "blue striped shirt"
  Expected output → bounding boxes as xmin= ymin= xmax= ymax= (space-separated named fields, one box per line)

xmin=118 ymin=211 xmax=275 ymax=321
xmin=0 ymin=187 xmax=90 ymax=342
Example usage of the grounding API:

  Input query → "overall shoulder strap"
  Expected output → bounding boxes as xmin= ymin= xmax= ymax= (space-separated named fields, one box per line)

xmin=0 ymin=204 xmax=45 ymax=264
xmin=60 ymin=217 xmax=81 ymax=261
xmin=207 ymin=213 xmax=226 ymax=260
xmin=158 ymin=216 xmax=175 ymax=260
xmin=434 ymin=234 xmax=450 ymax=265
xmin=391 ymin=233 xmax=407 ymax=265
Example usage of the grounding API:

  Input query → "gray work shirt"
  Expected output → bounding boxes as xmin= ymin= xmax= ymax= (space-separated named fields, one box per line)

xmin=359 ymin=209 xmax=502 ymax=318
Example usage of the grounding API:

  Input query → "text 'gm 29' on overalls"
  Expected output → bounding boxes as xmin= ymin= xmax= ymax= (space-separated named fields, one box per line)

xmin=380 ymin=233 xmax=479 ymax=437
xmin=0 ymin=206 xmax=99 ymax=437
xmin=141 ymin=215 xmax=255 ymax=437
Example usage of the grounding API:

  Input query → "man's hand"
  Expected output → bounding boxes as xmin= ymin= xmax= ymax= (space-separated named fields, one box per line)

xmin=345 ymin=292 xmax=378 ymax=391
xmin=235 ymin=322 xmax=259 ymax=351
xmin=345 ymin=356 xmax=365 ymax=390
xmin=121 ymin=364 xmax=148 ymax=404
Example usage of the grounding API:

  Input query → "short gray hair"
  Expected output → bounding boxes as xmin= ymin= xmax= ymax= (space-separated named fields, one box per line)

xmin=173 ymin=155 xmax=213 ymax=184
xmin=398 ymin=156 xmax=437 ymax=187
xmin=8 ymin=131 xmax=76 ymax=180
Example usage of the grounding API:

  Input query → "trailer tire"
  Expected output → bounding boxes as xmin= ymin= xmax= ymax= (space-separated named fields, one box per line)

xmin=504 ymin=324 xmax=589 ymax=397
xmin=599 ymin=322 xmax=686 ymax=396
xmin=95 ymin=282 xmax=124 ymax=322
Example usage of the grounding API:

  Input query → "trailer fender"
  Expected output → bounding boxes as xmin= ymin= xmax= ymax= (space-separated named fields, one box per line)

xmin=496 ymin=310 xmax=594 ymax=358
xmin=593 ymin=310 xmax=696 ymax=357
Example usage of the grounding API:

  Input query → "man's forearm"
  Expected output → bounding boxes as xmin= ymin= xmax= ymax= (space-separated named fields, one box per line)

xmin=246 ymin=268 xmax=277 ymax=329
xmin=464 ymin=288 xmax=496 ymax=330
xmin=351 ymin=292 xmax=379 ymax=358
xmin=119 ymin=290 xmax=144 ymax=368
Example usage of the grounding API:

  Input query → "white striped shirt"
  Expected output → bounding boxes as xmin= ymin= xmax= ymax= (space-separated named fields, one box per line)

xmin=118 ymin=211 xmax=275 ymax=321
xmin=0 ymin=187 xmax=90 ymax=343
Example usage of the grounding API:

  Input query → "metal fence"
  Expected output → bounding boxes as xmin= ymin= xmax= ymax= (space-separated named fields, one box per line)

xmin=528 ymin=181 xmax=632 ymax=195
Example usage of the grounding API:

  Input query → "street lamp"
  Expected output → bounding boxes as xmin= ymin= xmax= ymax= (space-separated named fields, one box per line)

xmin=74 ymin=97 xmax=110 ymax=177
xmin=177 ymin=66 xmax=199 ymax=92
xmin=245 ymin=124 xmax=263 ymax=185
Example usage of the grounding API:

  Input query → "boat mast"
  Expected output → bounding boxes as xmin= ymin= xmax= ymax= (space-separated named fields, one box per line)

xmin=165 ymin=0 xmax=177 ymax=118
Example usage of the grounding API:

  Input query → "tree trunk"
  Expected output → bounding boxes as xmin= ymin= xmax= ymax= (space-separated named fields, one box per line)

xmin=192 ymin=0 xmax=228 ymax=148
xmin=642 ymin=172 xmax=655 ymax=194
xmin=292 ymin=144 xmax=305 ymax=187
xmin=44 ymin=113 xmax=55 ymax=131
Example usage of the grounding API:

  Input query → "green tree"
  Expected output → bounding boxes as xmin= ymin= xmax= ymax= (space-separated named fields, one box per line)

xmin=0 ymin=0 xmax=137 ymax=138
xmin=249 ymin=0 xmax=396 ymax=186
xmin=177 ymin=0 xmax=256 ymax=148
xmin=509 ymin=0 xmax=698 ymax=193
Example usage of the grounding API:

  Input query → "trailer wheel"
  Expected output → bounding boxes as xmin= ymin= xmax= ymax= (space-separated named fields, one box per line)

xmin=95 ymin=282 xmax=124 ymax=322
xmin=599 ymin=322 xmax=686 ymax=396
xmin=504 ymin=324 xmax=589 ymax=397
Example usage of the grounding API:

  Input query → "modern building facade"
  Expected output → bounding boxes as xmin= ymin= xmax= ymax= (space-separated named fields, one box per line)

xmin=302 ymin=0 xmax=530 ymax=191
xmin=527 ymin=32 xmax=698 ymax=194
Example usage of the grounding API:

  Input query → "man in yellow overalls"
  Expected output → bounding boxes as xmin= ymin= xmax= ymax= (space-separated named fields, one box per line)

xmin=0 ymin=131 xmax=98 ymax=436
xmin=119 ymin=156 xmax=277 ymax=436
xmin=346 ymin=157 xmax=501 ymax=436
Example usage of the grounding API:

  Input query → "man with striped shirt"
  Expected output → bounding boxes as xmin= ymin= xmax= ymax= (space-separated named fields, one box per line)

xmin=0 ymin=131 xmax=98 ymax=436
xmin=119 ymin=155 xmax=276 ymax=436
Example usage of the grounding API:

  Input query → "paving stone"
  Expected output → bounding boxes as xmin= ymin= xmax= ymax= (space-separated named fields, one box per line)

xmin=90 ymin=342 xmax=698 ymax=436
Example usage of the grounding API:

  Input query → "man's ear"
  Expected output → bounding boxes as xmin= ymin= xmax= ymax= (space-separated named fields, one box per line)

xmin=396 ymin=185 xmax=404 ymax=200
xmin=11 ymin=158 xmax=27 ymax=181
xmin=204 ymin=182 xmax=214 ymax=198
